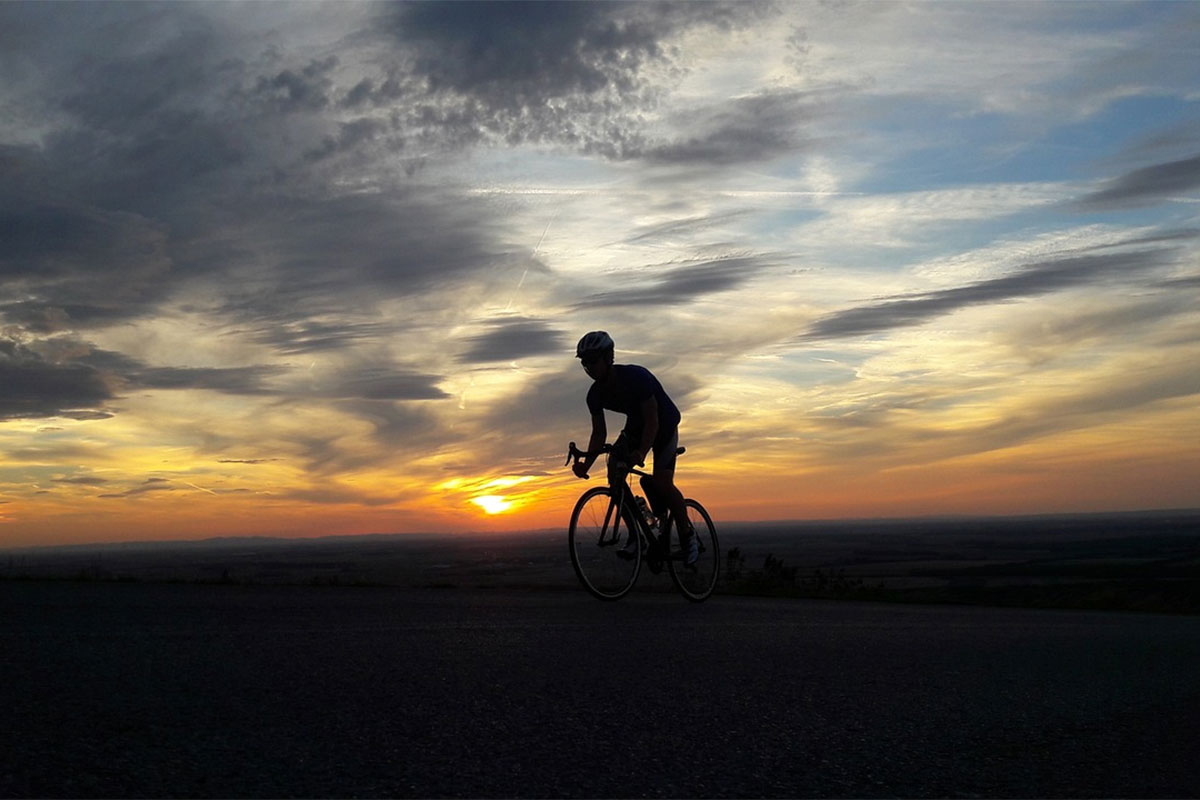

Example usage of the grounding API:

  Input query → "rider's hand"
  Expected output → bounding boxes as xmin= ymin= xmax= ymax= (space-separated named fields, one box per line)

xmin=572 ymin=461 xmax=590 ymax=479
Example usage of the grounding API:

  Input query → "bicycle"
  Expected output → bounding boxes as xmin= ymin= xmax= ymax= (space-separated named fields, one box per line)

xmin=564 ymin=441 xmax=719 ymax=602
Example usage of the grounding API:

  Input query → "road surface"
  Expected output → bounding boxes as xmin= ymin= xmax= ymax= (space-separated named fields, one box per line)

xmin=2 ymin=582 xmax=1198 ymax=797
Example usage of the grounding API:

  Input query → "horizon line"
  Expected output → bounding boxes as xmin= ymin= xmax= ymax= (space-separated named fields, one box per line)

xmin=5 ymin=506 xmax=1199 ymax=554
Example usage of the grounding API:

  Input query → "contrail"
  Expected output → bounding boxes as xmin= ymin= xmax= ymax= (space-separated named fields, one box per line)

xmin=506 ymin=209 xmax=558 ymax=311
xmin=469 ymin=187 xmax=864 ymax=198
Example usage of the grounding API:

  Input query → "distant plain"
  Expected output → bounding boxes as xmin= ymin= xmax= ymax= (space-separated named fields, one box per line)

xmin=5 ymin=510 xmax=1199 ymax=614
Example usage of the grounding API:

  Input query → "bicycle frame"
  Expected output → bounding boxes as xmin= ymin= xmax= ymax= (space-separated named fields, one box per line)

xmin=566 ymin=440 xmax=719 ymax=602
xmin=566 ymin=442 xmax=677 ymax=557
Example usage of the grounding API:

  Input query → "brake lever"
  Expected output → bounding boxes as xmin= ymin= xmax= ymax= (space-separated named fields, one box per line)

xmin=565 ymin=442 xmax=592 ymax=479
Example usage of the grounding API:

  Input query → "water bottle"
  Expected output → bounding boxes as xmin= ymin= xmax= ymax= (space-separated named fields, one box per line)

xmin=635 ymin=496 xmax=657 ymax=530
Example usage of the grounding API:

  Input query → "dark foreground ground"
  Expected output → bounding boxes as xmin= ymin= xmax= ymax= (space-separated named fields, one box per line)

xmin=3 ymin=581 xmax=1200 ymax=798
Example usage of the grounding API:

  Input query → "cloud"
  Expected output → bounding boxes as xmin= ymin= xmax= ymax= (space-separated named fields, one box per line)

xmin=0 ymin=302 xmax=142 ymax=334
xmin=52 ymin=475 xmax=109 ymax=486
xmin=375 ymin=1 xmax=771 ymax=157
xmin=135 ymin=366 xmax=285 ymax=395
xmin=470 ymin=366 xmax=598 ymax=459
xmin=391 ymin=2 xmax=753 ymax=102
xmin=576 ymin=255 xmax=767 ymax=308
xmin=624 ymin=210 xmax=755 ymax=245
xmin=79 ymin=349 xmax=286 ymax=396
xmin=636 ymin=90 xmax=827 ymax=166
xmin=468 ymin=360 xmax=706 ymax=470
xmin=0 ymin=201 xmax=171 ymax=325
xmin=457 ymin=317 xmax=566 ymax=364
xmin=239 ymin=319 xmax=397 ymax=356
xmin=1 ymin=333 xmax=312 ymax=422
xmin=0 ymin=338 xmax=114 ymax=420
xmin=802 ymin=243 xmax=1184 ymax=341
xmin=252 ymin=56 xmax=339 ymax=113
xmin=325 ymin=369 xmax=449 ymax=401
xmin=98 ymin=478 xmax=175 ymax=500
xmin=967 ymin=361 xmax=1200 ymax=456
xmin=1076 ymin=152 xmax=1200 ymax=210
xmin=202 ymin=190 xmax=514 ymax=338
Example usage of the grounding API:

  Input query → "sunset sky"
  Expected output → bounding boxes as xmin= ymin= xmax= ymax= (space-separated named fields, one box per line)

xmin=2 ymin=2 xmax=1199 ymax=547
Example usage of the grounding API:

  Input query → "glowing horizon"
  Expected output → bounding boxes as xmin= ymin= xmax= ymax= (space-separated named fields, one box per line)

xmin=2 ymin=2 xmax=1198 ymax=548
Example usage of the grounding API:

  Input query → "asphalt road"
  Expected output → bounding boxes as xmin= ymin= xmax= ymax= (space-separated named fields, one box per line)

xmin=2 ymin=581 xmax=1198 ymax=798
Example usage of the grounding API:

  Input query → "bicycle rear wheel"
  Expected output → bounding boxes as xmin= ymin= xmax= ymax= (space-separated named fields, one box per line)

xmin=568 ymin=487 xmax=641 ymax=601
xmin=668 ymin=499 xmax=719 ymax=602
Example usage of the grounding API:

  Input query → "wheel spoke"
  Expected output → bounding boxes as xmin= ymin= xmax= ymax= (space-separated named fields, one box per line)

xmin=569 ymin=488 xmax=640 ymax=600
xmin=667 ymin=500 xmax=719 ymax=602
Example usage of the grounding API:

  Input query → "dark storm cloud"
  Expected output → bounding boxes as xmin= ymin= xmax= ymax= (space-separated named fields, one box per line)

xmin=0 ymin=146 xmax=174 ymax=332
xmin=0 ymin=302 xmax=142 ymax=334
xmin=79 ymin=349 xmax=285 ymax=396
xmin=392 ymin=2 xmax=749 ymax=104
xmin=202 ymin=189 xmax=513 ymax=341
xmin=457 ymin=318 xmax=566 ymax=363
xmin=378 ymin=1 xmax=772 ymax=157
xmin=0 ymin=338 xmax=114 ymax=420
xmin=25 ymin=12 xmax=249 ymax=216
xmin=1076 ymin=152 xmax=1200 ymax=210
xmin=327 ymin=369 xmax=449 ymax=401
xmin=135 ymin=366 xmax=285 ymax=395
xmin=802 ymin=245 xmax=1183 ymax=341
xmin=0 ymin=203 xmax=169 ymax=297
xmin=0 ymin=361 xmax=113 ymax=421
xmin=252 ymin=56 xmax=338 ymax=113
xmin=576 ymin=256 xmax=765 ymax=308
xmin=304 ymin=118 xmax=391 ymax=163
xmin=0 ymin=0 xmax=770 ymax=369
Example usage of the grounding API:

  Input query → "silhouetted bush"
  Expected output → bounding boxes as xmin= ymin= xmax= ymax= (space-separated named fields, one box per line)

xmin=725 ymin=547 xmax=745 ymax=582
xmin=722 ymin=552 xmax=867 ymax=599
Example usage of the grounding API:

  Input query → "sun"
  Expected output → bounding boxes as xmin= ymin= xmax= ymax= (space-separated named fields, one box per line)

xmin=471 ymin=495 xmax=512 ymax=515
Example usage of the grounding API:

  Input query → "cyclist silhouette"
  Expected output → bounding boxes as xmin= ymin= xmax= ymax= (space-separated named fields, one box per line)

xmin=573 ymin=331 xmax=698 ymax=565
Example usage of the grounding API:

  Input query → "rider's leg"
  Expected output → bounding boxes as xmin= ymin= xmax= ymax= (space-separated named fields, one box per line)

xmin=649 ymin=431 xmax=692 ymax=545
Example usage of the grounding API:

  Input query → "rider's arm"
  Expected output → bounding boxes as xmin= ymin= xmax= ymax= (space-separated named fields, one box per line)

xmin=635 ymin=396 xmax=658 ymax=465
xmin=582 ymin=410 xmax=607 ymax=472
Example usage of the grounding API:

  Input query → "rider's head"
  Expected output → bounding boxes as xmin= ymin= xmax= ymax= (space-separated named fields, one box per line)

xmin=576 ymin=331 xmax=614 ymax=380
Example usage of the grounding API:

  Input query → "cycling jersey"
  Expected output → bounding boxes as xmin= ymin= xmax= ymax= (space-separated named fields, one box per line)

xmin=586 ymin=364 xmax=681 ymax=448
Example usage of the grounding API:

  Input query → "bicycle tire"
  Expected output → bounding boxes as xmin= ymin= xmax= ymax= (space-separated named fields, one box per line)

xmin=568 ymin=487 xmax=641 ymax=601
xmin=667 ymin=499 xmax=719 ymax=602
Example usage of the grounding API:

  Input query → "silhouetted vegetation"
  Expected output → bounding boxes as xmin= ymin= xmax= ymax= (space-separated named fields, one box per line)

xmin=711 ymin=511 xmax=1200 ymax=614
xmin=722 ymin=552 xmax=870 ymax=600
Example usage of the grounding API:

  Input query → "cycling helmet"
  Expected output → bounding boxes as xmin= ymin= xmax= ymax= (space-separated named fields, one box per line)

xmin=575 ymin=330 xmax=614 ymax=359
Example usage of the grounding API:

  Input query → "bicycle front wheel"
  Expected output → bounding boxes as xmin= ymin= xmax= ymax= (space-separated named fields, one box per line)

xmin=668 ymin=499 xmax=719 ymax=602
xmin=568 ymin=487 xmax=641 ymax=601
